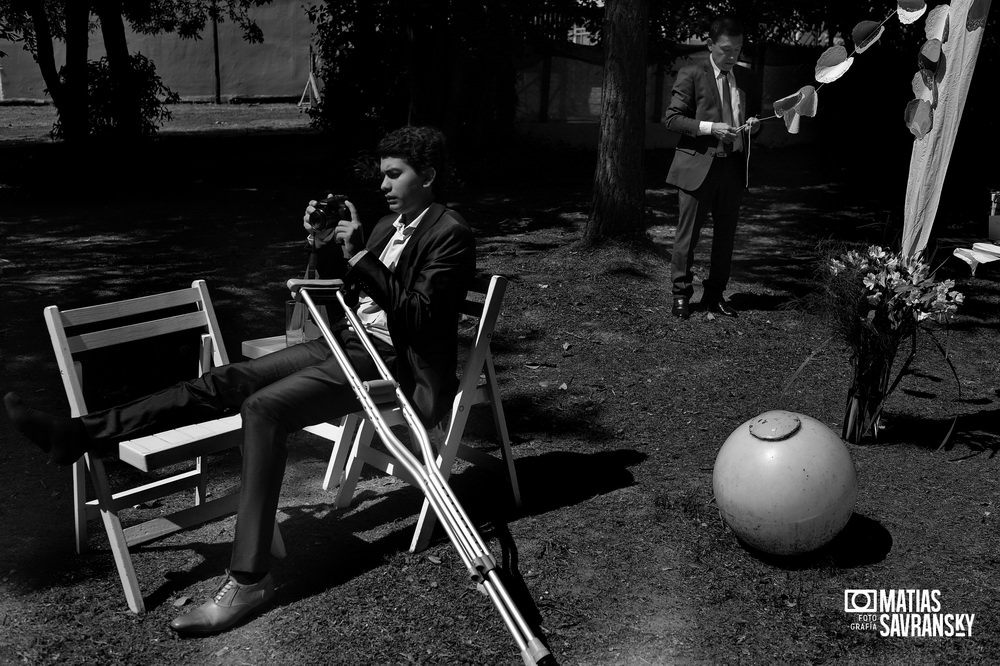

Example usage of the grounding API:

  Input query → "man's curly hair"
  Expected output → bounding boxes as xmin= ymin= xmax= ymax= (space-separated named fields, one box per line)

xmin=377 ymin=126 xmax=450 ymax=196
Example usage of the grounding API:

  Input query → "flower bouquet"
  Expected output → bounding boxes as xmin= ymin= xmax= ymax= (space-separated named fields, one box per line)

xmin=821 ymin=245 xmax=963 ymax=444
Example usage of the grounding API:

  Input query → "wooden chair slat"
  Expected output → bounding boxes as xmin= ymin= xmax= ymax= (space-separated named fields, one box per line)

xmin=59 ymin=288 xmax=203 ymax=327
xmin=67 ymin=311 xmax=210 ymax=353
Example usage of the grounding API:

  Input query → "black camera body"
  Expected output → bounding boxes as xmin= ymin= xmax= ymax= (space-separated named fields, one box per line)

xmin=309 ymin=194 xmax=351 ymax=231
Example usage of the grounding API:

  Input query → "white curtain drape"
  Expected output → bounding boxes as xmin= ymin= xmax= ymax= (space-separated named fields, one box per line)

xmin=901 ymin=0 xmax=990 ymax=258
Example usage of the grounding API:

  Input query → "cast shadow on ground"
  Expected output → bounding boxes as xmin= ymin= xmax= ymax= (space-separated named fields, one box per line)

xmin=879 ymin=408 xmax=1000 ymax=458
xmin=136 ymin=447 xmax=644 ymax=617
xmin=495 ymin=394 xmax=613 ymax=445
xmin=741 ymin=512 xmax=893 ymax=570
xmin=726 ymin=292 xmax=803 ymax=313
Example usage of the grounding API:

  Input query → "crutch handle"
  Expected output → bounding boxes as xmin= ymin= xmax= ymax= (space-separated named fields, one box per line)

xmin=363 ymin=379 xmax=398 ymax=406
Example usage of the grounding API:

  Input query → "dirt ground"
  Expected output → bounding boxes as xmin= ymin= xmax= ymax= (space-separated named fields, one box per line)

xmin=1 ymin=104 xmax=999 ymax=665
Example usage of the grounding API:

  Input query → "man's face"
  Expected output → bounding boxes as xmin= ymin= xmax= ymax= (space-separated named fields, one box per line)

xmin=380 ymin=156 xmax=434 ymax=216
xmin=708 ymin=33 xmax=743 ymax=72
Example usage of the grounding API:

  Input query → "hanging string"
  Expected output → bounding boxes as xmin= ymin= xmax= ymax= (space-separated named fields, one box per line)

xmin=734 ymin=7 xmax=898 ymax=135
xmin=735 ymin=6 xmax=899 ymax=182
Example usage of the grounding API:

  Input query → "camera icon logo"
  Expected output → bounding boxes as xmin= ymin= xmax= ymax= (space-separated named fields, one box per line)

xmin=844 ymin=589 xmax=878 ymax=613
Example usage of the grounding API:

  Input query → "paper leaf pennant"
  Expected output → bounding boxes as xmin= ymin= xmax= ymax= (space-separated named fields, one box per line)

xmin=815 ymin=46 xmax=855 ymax=84
xmin=967 ymin=0 xmax=989 ymax=31
xmin=852 ymin=20 xmax=885 ymax=54
xmin=773 ymin=85 xmax=818 ymax=134
xmin=924 ymin=4 xmax=950 ymax=42
xmin=918 ymin=38 xmax=943 ymax=68
xmin=904 ymin=99 xmax=933 ymax=138
xmin=898 ymin=0 xmax=928 ymax=25
xmin=911 ymin=69 xmax=938 ymax=106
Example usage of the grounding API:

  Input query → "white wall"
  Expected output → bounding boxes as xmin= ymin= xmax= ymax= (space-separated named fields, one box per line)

xmin=0 ymin=0 xmax=315 ymax=102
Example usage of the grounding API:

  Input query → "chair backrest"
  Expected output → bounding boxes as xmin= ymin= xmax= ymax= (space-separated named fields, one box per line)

xmin=44 ymin=279 xmax=228 ymax=418
xmin=453 ymin=274 xmax=508 ymax=401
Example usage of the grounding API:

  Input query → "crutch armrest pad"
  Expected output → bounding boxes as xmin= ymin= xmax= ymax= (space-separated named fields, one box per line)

xmin=287 ymin=278 xmax=344 ymax=297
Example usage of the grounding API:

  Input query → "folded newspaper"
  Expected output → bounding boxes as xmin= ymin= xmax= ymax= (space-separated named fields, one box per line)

xmin=953 ymin=242 xmax=1000 ymax=275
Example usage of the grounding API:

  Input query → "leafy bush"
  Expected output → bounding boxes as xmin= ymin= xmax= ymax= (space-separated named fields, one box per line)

xmin=53 ymin=52 xmax=180 ymax=139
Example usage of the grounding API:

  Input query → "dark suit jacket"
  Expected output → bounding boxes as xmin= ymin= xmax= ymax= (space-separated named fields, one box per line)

xmin=319 ymin=202 xmax=475 ymax=426
xmin=663 ymin=61 xmax=760 ymax=191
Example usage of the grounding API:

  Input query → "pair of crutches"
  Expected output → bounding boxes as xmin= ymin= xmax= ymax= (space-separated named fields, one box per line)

xmin=293 ymin=282 xmax=553 ymax=666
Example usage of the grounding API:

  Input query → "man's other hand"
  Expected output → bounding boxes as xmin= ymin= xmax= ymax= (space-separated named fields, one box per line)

xmin=334 ymin=200 xmax=365 ymax=259
xmin=710 ymin=123 xmax=739 ymax=142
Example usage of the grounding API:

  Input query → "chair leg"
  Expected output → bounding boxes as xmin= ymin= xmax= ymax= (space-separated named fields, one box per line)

xmin=486 ymin=355 xmax=521 ymax=507
xmin=270 ymin=522 xmax=287 ymax=559
xmin=321 ymin=414 xmax=363 ymax=491
xmin=194 ymin=455 xmax=207 ymax=505
xmin=87 ymin=455 xmax=146 ymax=614
xmin=72 ymin=460 xmax=88 ymax=554
xmin=409 ymin=419 xmax=466 ymax=553
xmin=333 ymin=418 xmax=376 ymax=509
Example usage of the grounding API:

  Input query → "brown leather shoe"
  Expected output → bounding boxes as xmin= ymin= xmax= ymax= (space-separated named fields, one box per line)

xmin=170 ymin=572 xmax=275 ymax=636
xmin=671 ymin=296 xmax=690 ymax=319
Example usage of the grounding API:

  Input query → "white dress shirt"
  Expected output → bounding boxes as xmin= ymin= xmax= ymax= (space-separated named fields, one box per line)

xmin=697 ymin=58 xmax=743 ymax=140
xmin=349 ymin=206 xmax=430 ymax=346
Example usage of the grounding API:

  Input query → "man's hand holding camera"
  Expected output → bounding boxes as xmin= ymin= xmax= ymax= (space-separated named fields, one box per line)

xmin=303 ymin=194 xmax=365 ymax=260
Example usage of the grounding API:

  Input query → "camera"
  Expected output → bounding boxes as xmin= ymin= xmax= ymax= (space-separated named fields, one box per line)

xmin=309 ymin=194 xmax=351 ymax=231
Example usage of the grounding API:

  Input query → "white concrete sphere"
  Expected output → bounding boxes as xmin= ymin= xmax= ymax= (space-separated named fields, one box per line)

xmin=713 ymin=410 xmax=858 ymax=556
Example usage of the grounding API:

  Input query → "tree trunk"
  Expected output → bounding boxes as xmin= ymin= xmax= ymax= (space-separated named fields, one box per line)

xmin=62 ymin=1 xmax=92 ymax=141
xmin=95 ymin=0 xmax=140 ymax=138
xmin=583 ymin=0 xmax=650 ymax=246
xmin=27 ymin=0 xmax=64 ymax=108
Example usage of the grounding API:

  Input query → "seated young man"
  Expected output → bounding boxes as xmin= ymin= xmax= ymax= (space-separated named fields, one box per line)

xmin=4 ymin=125 xmax=475 ymax=635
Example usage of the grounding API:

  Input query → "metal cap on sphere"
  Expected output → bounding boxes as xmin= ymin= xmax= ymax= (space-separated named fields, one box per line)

xmin=748 ymin=410 xmax=802 ymax=441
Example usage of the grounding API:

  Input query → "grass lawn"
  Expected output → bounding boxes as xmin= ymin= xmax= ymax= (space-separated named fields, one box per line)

xmin=0 ymin=104 xmax=998 ymax=665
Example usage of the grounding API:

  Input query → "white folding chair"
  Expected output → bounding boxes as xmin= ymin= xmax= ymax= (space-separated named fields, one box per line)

xmin=45 ymin=279 xmax=283 ymax=613
xmin=324 ymin=274 xmax=520 ymax=552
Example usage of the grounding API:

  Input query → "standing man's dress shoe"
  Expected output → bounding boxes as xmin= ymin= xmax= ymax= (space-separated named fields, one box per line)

xmin=170 ymin=572 xmax=275 ymax=636
xmin=705 ymin=296 xmax=738 ymax=318
xmin=671 ymin=296 xmax=690 ymax=319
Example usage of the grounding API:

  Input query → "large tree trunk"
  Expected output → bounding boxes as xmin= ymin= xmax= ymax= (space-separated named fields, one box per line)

xmin=95 ymin=0 xmax=140 ymax=138
xmin=62 ymin=1 xmax=92 ymax=141
xmin=28 ymin=0 xmax=89 ymax=141
xmin=583 ymin=0 xmax=650 ymax=245
xmin=27 ymin=0 xmax=63 ymax=107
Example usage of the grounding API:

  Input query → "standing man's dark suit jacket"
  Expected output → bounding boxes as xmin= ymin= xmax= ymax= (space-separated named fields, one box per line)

xmin=663 ymin=61 xmax=759 ymax=191
xmin=321 ymin=202 xmax=475 ymax=426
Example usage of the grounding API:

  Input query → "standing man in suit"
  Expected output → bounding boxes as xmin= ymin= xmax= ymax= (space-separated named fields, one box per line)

xmin=4 ymin=126 xmax=475 ymax=635
xmin=663 ymin=16 xmax=760 ymax=319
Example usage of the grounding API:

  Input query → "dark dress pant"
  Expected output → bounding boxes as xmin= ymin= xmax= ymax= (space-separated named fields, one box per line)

xmin=671 ymin=155 xmax=745 ymax=299
xmin=79 ymin=320 xmax=395 ymax=574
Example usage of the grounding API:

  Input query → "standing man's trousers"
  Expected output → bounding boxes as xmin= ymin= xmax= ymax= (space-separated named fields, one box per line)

xmin=671 ymin=156 xmax=746 ymax=299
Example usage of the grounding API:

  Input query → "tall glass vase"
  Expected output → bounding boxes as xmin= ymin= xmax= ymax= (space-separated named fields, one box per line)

xmin=842 ymin=340 xmax=896 ymax=444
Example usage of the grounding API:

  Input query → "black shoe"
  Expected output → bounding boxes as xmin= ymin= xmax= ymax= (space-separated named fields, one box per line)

xmin=671 ymin=296 xmax=690 ymax=320
xmin=3 ymin=392 xmax=88 ymax=465
xmin=170 ymin=571 xmax=275 ymax=636
xmin=705 ymin=297 xmax=738 ymax=318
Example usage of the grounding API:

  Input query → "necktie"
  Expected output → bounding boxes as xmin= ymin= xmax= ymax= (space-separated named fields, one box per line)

xmin=719 ymin=71 xmax=743 ymax=153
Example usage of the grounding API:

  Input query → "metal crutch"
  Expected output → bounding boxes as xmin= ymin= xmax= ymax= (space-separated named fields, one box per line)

xmin=295 ymin=284 xmax=553 ymax=666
